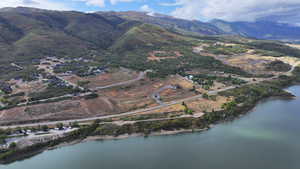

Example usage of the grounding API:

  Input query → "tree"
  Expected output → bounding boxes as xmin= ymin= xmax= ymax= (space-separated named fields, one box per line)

xmin=182 ymin=102 xmax=193 ymax=115
xmin=222 ymin=101 xmax=238 ymax=111
xmin=77 ymin=80 xmax=90 ymax=87
xmin=41 ymin=125 xmax=49 ymax=132
xmin=203 ymin=93 xmax=209 ymax=99
xmin=70 ymin=122 xmax=79 ymax=128
xmin=9 ymin=142 xmax=17 ymax=149
xmin=56 ymin=123 xmax=64 ymax=130
xmin=0 ymin=135 xmax=7 ymax=144
xmin=184 ymin=108 xmax=194 ymax=115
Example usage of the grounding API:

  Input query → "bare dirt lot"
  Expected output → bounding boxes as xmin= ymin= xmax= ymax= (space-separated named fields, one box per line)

xmin=9 ymin=79 xmax=47 ymax=95
xmin=140 ymin=95 xmax=230 ymax=115
xmin=0 ymin=96 xmax=124 ymax=125
xmin=148 ymin=50 xmax=182 ymax=61
xmin=193 ymin=42 xmax=297 ymax=75
xmin=98 ymin=75 xmax=197 ymax=110
xmin=222 ymin=54 xmax=274 ymax=74
xmin=63 ymin=68 xmax=139 ymax=88
xmin=0 ymin=74 xmax=199 ymax=124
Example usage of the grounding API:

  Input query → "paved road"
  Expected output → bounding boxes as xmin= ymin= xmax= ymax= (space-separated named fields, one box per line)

xmin=56 ymin=75 xmax=85 ymax=91
xmin=151 ymin=85 xmax=177 ymax=105
xmin=287 ymin=65 xmax=296 ymax=74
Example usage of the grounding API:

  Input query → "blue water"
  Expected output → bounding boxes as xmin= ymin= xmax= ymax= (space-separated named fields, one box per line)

xmin=3 ymin=86 xmax=300 ymax=169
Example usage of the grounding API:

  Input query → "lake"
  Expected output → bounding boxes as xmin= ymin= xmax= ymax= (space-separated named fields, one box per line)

xmin=3 ymin=85 xmax=300 ymax=169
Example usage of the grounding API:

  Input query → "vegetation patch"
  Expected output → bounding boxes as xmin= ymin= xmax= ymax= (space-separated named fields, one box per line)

xmin=264 ymin=60 xmax=291 ymax=72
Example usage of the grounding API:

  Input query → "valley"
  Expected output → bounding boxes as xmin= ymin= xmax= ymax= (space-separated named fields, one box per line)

xmin=1 ymin=7 xmax=300 ymax=165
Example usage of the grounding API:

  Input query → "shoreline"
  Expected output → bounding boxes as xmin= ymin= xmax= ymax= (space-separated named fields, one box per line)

xmin=0 ymin=81 xmax=297 ymax=165
xmin=82 ymin=128 xmax=209 ymax=142
xmin=0 ymin=128 xmax=210 ymax=165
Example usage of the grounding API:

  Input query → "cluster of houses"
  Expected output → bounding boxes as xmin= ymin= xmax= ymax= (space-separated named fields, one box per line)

xmin=54 ymin=63 xmax=106 ymax=77
xmin=0 ymin=81 xmax=12 ymax=94
xmin=41 ymin=56 xmax=107 ymax=77
xmin=87 ymin=66 xmax=107 ymax=76
xmin=0 ymin=126 xmax=75 ymax=150
xmin=43 ymin=75 xmax=71 ymax=88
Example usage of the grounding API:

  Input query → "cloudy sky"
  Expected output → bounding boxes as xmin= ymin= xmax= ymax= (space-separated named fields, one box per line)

xmin=1 ymin=0 xmax=300 ymax=24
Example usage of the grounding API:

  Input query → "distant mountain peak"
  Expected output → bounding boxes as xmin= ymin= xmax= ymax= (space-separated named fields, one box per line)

xmin=0 ymin=6 xmax=49 ymax=13
xmin=0 ymin=7 xmax=300 ymax=42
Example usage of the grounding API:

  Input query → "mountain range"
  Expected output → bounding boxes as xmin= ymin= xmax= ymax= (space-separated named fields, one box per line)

xmin=0 ymin=7 xmax=300 ymax=65
xmin=99 ymin=11 xmax=300 ymax=41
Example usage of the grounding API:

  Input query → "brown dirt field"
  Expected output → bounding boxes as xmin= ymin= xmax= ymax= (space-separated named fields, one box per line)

xmin=97 ymin=75 xmax=197 ymax=111
xmin=0 ymin=73 xmax=231 ymax=124
xmin=160 ymin=88 xmax=196 ymax=102
xmin=192 ymin=43 xmax=283 ymax=75
xmin=99 ymin=80 xmax=159 ymax=111
xmin=140 ymin=95 xmax=230 ymax=115
xmin=148 ymin=50 xmax=182 ymax=61
xmin=63 ymin=68 xmax=139 ymax=88
xmin=9 ymin=79 xmax=47 ymax=95
xmin=187 ymin=96 xmax=230 ymax=112
xmin=0 ymin=97 xmax=125 ymax=125
xmin=225 ymin=54 xmax=272 ymax=74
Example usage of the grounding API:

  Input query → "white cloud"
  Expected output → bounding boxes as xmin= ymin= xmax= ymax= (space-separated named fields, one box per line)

xmin=140 ymin=4 xmax=155 ymax=16
xmin=75 ymin=0 xmax=136 ymax=7
xmin=0 ymin=0 xmax=138 ymax=10
xmin=159 ymin=0 xmax=184 ymax=7
xmin=0 ymin=0 xmax=69 ymax=10
xmin=110 ymin=0 xmax=135 ymax=5
xmin=75 ymin=0 xmax=105 ymax=7
xmin=170 ymin=0 xmax=300 ymax=23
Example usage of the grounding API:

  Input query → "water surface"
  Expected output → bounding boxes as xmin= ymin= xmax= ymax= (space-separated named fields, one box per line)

xmin=4 ymin=86 xmax=300 ymax=169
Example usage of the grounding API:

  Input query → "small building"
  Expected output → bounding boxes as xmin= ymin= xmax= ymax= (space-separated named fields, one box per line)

xmin=0 ymin=82 xmax=12 ymax=94
xmin=188 ymin=75 xmax=194 ymax=80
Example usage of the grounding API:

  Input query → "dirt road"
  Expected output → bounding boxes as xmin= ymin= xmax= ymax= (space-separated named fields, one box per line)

xmin=93 ymin=71 xmax=147 ymax=90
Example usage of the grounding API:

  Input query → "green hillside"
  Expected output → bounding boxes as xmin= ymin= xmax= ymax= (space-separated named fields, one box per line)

xmin=107 ymin=24 xmax=250 ymax=78
xmin=111 ymin=23 xmax=187 ymax=51
xmin=1 ymin=7 xmax=300 ymax=80
xmin=0 ymin=7 xmax=138 ymax=64
xmin=98 ymin=11 xmax=223 ymax=36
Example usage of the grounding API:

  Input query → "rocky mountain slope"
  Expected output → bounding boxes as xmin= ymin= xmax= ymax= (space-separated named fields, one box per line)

xmin=210 ymin=19 xmax=300 ymax=42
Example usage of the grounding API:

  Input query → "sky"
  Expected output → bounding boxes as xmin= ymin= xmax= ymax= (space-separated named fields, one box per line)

xmin=1 ymin=0 xmax=300 ymax=24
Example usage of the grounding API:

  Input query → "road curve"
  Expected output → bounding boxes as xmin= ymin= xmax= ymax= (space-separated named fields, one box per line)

xmin=93 ymin=71 xmax=147 ymax=90
xmin=151 ymin=85 xmax=177 ymax=105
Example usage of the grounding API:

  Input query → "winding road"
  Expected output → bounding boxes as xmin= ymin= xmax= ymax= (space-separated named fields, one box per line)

xmin=93 ymin=71 xmax=147 ymax=90
xmin=151 ymin=85 xmax=177 ymax=105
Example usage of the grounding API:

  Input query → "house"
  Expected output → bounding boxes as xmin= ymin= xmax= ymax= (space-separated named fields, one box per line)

xmin=0 ymin=82 xmax=12 ymax=94
xmin=188 ymin=75 xmax=194 ymax=80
